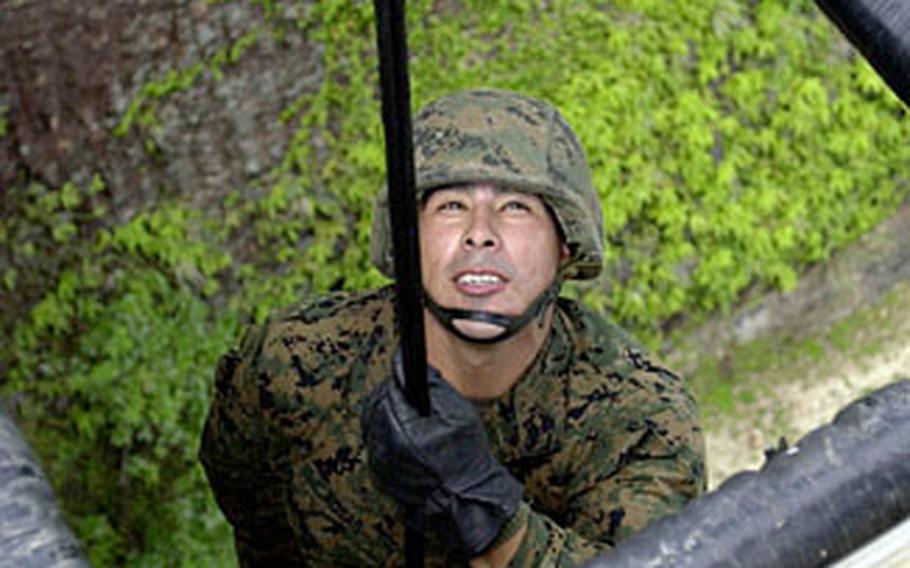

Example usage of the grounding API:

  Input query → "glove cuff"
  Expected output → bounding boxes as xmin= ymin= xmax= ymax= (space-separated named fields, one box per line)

xmin=449 ymin=472 xmax=524 ymax=558
xmin=485 ymin=501 xmax=530 ymax=553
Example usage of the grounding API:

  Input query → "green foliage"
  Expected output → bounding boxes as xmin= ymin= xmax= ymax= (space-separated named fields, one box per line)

xmin=3 ymin=0 xmax=910 ymax=564
xmin=0 ymin=103 xmax=8 ymax=138
xmin=523 ymin=0 xmax=908 ymax=343
xmin=3 ymin=182 xmax=237 ymax=565
xmin=256 ymin=0 xmax=910 ymax=344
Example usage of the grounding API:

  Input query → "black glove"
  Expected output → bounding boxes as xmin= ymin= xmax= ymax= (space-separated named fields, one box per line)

xmin=361 ymin=351 xmax=523 ymax=558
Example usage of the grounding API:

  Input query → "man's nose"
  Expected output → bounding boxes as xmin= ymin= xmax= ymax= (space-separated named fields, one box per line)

xmin=462 ymin=209 xmax=499 ymax=249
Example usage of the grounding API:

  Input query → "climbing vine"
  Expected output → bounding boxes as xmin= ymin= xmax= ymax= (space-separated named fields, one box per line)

xmin=2 ymin=0 xmax=908 ymax=564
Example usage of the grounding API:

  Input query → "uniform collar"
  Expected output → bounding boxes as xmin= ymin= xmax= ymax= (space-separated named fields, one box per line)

xmin=477 ymin=305 xmax=574 ymax=473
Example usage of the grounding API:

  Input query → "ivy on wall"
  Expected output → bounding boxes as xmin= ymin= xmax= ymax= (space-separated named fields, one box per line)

xmin=1 ymin=0 xmax=908 ymax=564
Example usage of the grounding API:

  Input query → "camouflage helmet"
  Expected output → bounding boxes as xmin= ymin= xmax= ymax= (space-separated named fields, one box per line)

xmin=370 ymin=88 xmax=604 ymax=280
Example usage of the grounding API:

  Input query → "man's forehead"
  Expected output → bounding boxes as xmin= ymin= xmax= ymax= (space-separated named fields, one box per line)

xmin=427 ymin=183 xmax=539 ymax=199
xmin=422 ymin=183 xmax=564 ymax=237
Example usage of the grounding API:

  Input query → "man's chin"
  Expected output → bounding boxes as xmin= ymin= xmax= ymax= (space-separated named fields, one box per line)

xmin=451 ymin=319 xmax=508 ymax=342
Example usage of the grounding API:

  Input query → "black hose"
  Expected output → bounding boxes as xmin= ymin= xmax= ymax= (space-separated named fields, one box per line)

xmin=0 ymin=402 xmax=89 ymax=567
xmin=584 ymin=379 xmax=910 ymax=568
xmin=816 ymin=0 xmax=910 ymax=107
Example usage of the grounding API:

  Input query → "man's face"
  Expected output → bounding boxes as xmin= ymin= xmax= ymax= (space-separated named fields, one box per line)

xmin=419 ymin=183 xmax=568 ymax=341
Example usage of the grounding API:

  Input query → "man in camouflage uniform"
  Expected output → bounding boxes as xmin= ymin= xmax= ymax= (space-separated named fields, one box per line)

xmin=199 ymin=89 xmax=706 ymax=567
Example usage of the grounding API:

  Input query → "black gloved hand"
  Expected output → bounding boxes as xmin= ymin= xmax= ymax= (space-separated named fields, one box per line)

xmin=361 ymin=351 xmax=523 ymax=558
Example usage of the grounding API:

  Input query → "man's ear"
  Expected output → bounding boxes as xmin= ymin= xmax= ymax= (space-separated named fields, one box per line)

xmin=560 ymin=243 xmax=571 ymax=263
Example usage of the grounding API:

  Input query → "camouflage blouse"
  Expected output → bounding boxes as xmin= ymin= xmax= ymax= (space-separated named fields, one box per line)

xmin=199 ymin=286 xmax=706 ymax=566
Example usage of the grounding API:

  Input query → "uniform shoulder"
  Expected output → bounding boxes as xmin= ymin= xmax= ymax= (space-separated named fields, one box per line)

xmin=556 ymin=297 xmax=692 ymax=413
xmin=271 ymin=286 xmax=395 ymax=328
xmin=553 ymin=300 xmax=706 ymax=498
xmin=229 ymin=286 xmax=396 ymax=380
xmin=555 ymin=296 xmax=641 ymax=364
xmin=218 ymin=286 xmax=396 ymax=421
xmin=248 ymin=285 xmax=387 ymax=341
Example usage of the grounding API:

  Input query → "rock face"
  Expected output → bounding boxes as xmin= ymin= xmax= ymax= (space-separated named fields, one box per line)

xmin=670 ymin=202 xmax=910 ymax=375
xmin=0 ymin=0 xmax=324 ymax=353
xmin=0 ymin=0 xmax=321 ymax=217
xmin=3 ymin=1 xmax=908 ymax=366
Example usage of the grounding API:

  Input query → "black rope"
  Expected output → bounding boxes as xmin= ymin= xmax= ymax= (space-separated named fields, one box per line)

xmin=373 ymin=1 xmax=428 ymax=566
xmin=372 ymin=0 xmax=429 ymax=418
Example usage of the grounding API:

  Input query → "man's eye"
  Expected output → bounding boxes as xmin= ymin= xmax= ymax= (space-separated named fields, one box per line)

xmin=438 ymin=201 xmax=465 ymax=211
xmin=503 ymin=200 xmax=531 ymax=212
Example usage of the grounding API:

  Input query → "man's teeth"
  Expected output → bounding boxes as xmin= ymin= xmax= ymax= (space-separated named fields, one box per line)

xmin=458 ymin=274 xmax=502 ymax=286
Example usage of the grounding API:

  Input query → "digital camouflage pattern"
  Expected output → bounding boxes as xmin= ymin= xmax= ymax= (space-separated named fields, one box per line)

xmin=371 ymin=89 xmax=604 ymax=281
xmin=199 ymin=286 xmax=706 ymax=566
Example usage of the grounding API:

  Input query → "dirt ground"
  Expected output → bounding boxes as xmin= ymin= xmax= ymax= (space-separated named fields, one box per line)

xmin=699 ymin=283 xmax=910 ymax=489
xmin=704 ymin=342 xmax=910 ymax=488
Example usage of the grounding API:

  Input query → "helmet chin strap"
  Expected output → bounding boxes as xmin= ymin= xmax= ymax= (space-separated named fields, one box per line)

xmin=422 ymin=278 xmax=563 ymax=345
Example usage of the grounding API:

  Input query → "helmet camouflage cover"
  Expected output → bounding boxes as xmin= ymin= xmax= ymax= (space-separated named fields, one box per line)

xmin=371 ymin=88 xmax=604 ymax=280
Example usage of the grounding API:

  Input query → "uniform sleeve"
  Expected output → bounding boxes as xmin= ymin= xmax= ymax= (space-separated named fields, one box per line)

xmin=198 ymin=325 xmax=305 ymax=566
xmin=507 ymin=359 xmax=707 ymax=567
